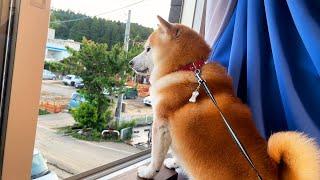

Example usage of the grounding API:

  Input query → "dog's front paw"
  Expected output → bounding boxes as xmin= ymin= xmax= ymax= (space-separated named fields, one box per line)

xmin=164 ymin=158 xmax=179 ymax=169
xmin=137 ymin=165 xmax=157 ymax=179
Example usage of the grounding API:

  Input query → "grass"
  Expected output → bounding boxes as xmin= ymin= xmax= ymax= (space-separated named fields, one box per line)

xmin=116 ymin=120 xmax=136 ymax=131
xmin=132 ymin=116 xmax=153 ymax=126
xmin=56 ymin=120 xmax=136 ymax=142
xmin=57 ymin=126 xmax=106 ymax=142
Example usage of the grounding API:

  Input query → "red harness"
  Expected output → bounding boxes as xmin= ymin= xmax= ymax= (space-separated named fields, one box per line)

xmin=178 ymin=59 xmax=206 ymax=72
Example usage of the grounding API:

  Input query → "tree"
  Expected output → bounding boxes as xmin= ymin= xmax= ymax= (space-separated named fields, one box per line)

xmin=61 ymin=47 xmax=84 ymax=75
xmin=127 ymin=44 xmax=144 ymax=60
xmin=65 ymin=39 xmax=133 ymax=130
xmin=44 ymin=61 xmax=66 ymax=74
xmin=69 ymin=19 xmax=91 ymax=42
xmin=50 ymin=9 xmax=153 ymax=48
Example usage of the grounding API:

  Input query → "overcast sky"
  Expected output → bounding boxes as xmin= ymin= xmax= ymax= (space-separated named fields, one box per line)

xmin=50 ymin=0 xmax=171 ymax=28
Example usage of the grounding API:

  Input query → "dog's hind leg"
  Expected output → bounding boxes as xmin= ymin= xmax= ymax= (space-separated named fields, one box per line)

xmin=164 ymin=153 xmax=190 ymax=178
xmin=164 ymin=150 xmax=179 ymax=169
xmin=164 ymin=157 xmax=179 ymax=169
xmin=138 ymin=119 xmax=171 ymax=179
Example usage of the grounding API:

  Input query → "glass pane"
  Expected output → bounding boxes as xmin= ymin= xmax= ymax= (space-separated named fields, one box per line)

xmin=36 ymin=0 xmax=170 ymax=179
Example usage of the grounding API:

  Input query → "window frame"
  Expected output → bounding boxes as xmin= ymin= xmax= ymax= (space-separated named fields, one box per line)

xmin=67 ymin=149 xmax=151 ymax=180
xmin=1 ymin=0 xmax=52 ymax=179
xmin=0 ymin=0 xmax=21 ymax=177
xmin=180 ymin=0 xmax=206 ymax=33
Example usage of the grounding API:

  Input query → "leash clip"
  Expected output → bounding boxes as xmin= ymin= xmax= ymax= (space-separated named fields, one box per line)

xmin=194 ymin=69 xmax=204 ymax=83
xmin=189 ymin=69 xmax=201 ymax=103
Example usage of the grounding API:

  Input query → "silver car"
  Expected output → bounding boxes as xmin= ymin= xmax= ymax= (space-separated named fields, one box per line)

xmin=42 ymin=70 xmax=57 ymax=80
xmin=143 ymin=96 xmax=152 ymax=106
xmin=62 ymin=75 xmax=83 ymax=86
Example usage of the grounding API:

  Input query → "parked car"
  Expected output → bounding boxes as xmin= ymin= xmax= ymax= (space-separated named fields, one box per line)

xmin=123 ymin=87 xmax=138 ymax=99
xmin=103 ymin=87 xmax=138 ymax=99
xmin=103 ymin=87 xmax=120 ymax=96
xmin=69 ymin=87 xmax=137 ymax=109
xmin=31 ymin=149 xmax=58 ymax=180
xmin=42 ymin=70 xmax=56 ymax=80
xmin=74 ymin=81 xmax=84 ymax=89
xmin=62 ymin=75 xmax=83 ymax=86
xmin=68 ymin=92 xmax=86 ymax=110
xmin=143 ymin=96 xmax=152 ymax=106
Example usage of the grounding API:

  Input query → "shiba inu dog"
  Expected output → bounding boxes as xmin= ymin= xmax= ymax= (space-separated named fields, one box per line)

xmin=129 ymin=16 xmax=320 ymax=180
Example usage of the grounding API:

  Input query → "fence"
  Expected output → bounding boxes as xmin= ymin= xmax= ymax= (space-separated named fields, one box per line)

xmin=39 ymin=101 xmax=67 ymax=113
xmin=114 ymin=114 xmax=153 ymax=126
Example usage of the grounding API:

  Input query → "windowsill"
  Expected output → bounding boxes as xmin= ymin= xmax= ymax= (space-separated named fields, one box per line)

xmin=104 ymin=158 xmax=190 ymax=180
xmin=106 ymin=162 xmax=178 ymax=180
xmin=66 ymin=150 xmax=151 ymax=180
xmin=65 ymin=151 xmax=187 ymax=180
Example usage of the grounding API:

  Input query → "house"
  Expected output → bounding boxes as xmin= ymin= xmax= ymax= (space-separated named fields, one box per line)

xmin=45 ymin=28 xmax=81 ymax=62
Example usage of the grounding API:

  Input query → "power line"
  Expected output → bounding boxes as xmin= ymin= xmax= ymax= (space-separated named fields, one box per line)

xmin=50 ymin=0 xmax=145 ymax=24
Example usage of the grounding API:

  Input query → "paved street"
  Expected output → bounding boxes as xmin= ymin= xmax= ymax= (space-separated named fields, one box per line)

xmin=35 ymin=113 xmax=141 ymax=179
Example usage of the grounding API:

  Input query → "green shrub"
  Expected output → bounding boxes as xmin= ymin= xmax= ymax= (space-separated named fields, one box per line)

xmin=71 ymin=102 xmax=109 ymax=131
xmin=44 ymin=61 xmax=66 ymax=73
xmin=38 ymin=109 xmax=50 ymax=115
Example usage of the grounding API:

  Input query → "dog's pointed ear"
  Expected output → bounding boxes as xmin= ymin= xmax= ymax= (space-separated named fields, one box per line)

xmin=157 ymin=15 xmax=172 ymax=33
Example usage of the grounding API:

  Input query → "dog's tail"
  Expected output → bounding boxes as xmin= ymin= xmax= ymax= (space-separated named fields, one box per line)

xmin=267 ymin=132 xmax=320 ymax=180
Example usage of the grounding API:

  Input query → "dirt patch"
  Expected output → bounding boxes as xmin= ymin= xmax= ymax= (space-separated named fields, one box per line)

xmin=41 ymin=91 xmax=70 ymax=103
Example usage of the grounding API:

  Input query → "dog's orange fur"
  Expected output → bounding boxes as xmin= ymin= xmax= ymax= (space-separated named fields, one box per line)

xmin=268 ymin=132 xmax=320 ymax=180
xmin=147 ymin=17 xmax=320 ymax=180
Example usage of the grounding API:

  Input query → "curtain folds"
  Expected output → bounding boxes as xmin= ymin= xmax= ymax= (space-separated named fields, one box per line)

xmin=208 ymin=0 xmax=320 ymax=141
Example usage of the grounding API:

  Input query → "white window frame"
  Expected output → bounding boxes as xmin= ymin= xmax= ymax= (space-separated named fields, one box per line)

xmin=180 ymin=0 xmax=206 ymax=33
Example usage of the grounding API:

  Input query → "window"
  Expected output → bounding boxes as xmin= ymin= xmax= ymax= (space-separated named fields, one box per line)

xmin=0 ymin=0 xmax=172 ymax=179
xmin=34 ymin=0 xmax=171 ymax=179
xmin=66 ymin=76 xmax=72 ymax=80
xmin=0 ymin=0 xmax=52 ymax=179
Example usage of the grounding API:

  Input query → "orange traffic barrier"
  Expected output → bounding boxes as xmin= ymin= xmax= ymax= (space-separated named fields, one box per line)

xmin=39 ymin=101 xmax=63 ymax=113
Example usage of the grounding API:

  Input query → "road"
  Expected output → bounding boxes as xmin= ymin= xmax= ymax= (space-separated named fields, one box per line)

xmin=35 ymin=113 xmax=141 ymax=179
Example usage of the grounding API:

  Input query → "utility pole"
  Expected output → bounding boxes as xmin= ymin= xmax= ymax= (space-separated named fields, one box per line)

xmin=124 ymin=10 xmax=131 ymax=52
xmin=115 ymin=10 xmax=131 ymax=127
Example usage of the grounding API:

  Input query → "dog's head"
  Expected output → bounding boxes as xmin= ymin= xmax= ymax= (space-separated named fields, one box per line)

xmin=129 ymin=16 xmax=210 ymax=78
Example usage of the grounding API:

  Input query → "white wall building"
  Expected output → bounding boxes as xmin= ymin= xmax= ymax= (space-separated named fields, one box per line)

xmin=45 ymin=28 xmax=81 ymax=62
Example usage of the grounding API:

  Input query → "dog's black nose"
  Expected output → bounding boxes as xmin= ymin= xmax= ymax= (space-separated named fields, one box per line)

xmin=129 ymin=60 xmax=134 ymax=67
